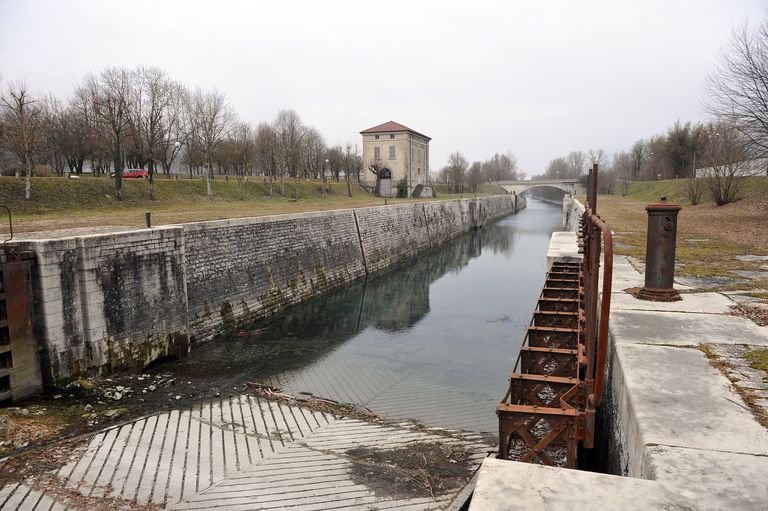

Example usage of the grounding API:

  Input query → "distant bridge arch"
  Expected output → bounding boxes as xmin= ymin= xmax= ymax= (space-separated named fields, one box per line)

xmin=493 ymin=179 xmax=584 ymax=196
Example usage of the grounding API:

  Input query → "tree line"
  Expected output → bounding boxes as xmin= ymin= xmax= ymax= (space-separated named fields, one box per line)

xmin=535 ymin=14 xmax=768 ymax=206
xmin=436 ymin=151 xmax=522 ymax=193
xmin=0 ymin=66 xmax=362 ymax=200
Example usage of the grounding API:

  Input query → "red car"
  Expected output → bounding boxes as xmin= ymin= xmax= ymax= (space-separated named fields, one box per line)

xmin=109 ymin=169 xmax=149 ymax=179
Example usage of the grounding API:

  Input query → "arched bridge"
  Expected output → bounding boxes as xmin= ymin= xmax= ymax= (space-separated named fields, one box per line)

xmin=494 ymin=179 xmax=584 ymax=196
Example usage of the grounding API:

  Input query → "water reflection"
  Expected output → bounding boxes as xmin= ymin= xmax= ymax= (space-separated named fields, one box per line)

xmin=173 ymin=221 xmax=513 ymax=377
xmin=163 ymin=199 xmax=562 ymax=432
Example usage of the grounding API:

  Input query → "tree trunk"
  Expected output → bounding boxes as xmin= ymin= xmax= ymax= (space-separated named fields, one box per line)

xmin=237 ymin=173 xmax=243 ymax=200
xmin=280 ymin=171 xmax=285 ymax=196
xmin=322 ymin=169 xmax=327 ymax=199
xmin=206 ymin=157 xmax=213 ymax=198
xmin=346 ymin=172 xmax=352 ymax=198
xmin=149 ymin=162 xmax=155 ymax=200
xmin=113 ymin=139 xmax=123 ymax=201
xmin=24 ymin=152 xmax=32 ymax=200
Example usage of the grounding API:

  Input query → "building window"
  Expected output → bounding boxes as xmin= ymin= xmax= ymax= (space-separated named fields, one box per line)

xmin=390 ymin=134 xmax=395 ymax=139
xmin=418 ymin=168 xmax=421 ymax=174
xmin=374 ymin=147 xmax=380 ymax=159
xmin=375 ymin=135 xmax=379 ymax=140
xmin=389 ymin=146 xmax=396 ymax=159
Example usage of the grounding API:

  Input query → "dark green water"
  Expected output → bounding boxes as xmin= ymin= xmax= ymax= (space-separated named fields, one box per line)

xmin=164 ymin=199 xmax=563 ymax=433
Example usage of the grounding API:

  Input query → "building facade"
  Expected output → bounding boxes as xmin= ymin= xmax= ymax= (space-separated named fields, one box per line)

xmin=360 ymin=121 xmax=431 ymax=197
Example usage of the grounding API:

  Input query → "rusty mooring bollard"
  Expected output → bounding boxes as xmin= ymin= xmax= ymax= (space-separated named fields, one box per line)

xmin=634 ymin=196 xmax=681 ymax=301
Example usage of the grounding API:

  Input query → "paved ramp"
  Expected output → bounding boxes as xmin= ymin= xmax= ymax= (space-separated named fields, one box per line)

xmin=0 ymin=395 xmax=490 ymax=510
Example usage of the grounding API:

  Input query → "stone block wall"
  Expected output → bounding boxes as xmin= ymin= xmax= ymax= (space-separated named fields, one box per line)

xmin=16 ymin=238 xmax=82 ymax=386
xmin=18 ymin=228 xmax=188 ymax=384
xmin=19 ymin=195 xmax=522 ymax=384
xmin=422 ymin=200 xmax=468 ymax=245
xmin=354 ymin=203 xmax=432 ymax=273
xmin=183 ymin=210 xmax=366 ymax=343
xmin=563 ymin=196 xmax=585 ymax=232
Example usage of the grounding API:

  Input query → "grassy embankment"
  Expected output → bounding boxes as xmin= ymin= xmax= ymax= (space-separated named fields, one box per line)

xmin=0 ymin=176 xmax=504 ymax=233
xmin=591 ymin=176 xmax=768 ymax=290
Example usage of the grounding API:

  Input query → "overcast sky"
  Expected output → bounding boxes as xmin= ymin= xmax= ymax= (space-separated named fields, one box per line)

xmin=0 ymin=0 xmax=765 ymax=176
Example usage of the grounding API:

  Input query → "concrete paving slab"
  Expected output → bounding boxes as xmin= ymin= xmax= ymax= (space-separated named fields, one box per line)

xmin=469 ymin=458 xmax=694 ymax=511
xmin=614 ymin=342 xmax=768 ymax=457
xmin=610 ymin=291 xmax=736 ymax=314
xmin=610 ymin=309 xmax=768 ymax=346
xmin=610 ymin=256 xmax=695 ymax=291
xmin=643 ymin=445 xmax=768 ymax=510
xmin=676 ymin=275 xmax=738 ymax=289
xmin=546 ymin=231 xmax=581 ymax=270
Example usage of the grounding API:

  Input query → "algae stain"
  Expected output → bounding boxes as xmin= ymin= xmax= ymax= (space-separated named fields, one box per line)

xmin=220 ymin=301 xmax=236 ymax=333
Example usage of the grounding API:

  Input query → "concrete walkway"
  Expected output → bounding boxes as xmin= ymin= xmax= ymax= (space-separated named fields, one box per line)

xmin=471 ymin=234 xmax=768 ymax=510
xmin=0 ymin=395 xmax=491 ymax=510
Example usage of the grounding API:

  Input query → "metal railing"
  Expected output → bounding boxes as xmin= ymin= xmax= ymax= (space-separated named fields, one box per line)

xmin=496 ymin=164 xmax=613 ymax=466
xmin=580 ymin=164 xmax=613 ymax=446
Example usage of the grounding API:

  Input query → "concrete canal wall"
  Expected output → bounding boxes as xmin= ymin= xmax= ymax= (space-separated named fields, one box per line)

xmin=17 ymin=195 xmax=524 ymax=384
xmin=562 ymin=195 xmax=584 ymax=231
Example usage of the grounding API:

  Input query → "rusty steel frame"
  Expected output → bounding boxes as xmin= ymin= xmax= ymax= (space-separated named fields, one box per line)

xmin=497 ymin=164 xmax=613 ymax=468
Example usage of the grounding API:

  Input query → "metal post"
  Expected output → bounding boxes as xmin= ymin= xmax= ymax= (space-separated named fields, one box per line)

xmin=145 ymin=211 xmax=152 ymax=228
xmin=590 ymin=164 xmax=598 ymax=214
xmin=633 ymin=197 xmax=681 ymax=301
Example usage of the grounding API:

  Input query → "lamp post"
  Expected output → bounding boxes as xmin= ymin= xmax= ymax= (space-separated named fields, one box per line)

xmin=322 ymin=158 xmax=329 ymax=199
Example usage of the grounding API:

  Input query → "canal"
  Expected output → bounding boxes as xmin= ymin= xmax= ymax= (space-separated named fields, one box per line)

xmin=158 ymin=198 xmax=563 ymax=434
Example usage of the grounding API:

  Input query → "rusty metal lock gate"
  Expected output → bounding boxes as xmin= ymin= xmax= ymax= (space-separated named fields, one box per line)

xmin=497 ymin=165 xmax=613 ymax=469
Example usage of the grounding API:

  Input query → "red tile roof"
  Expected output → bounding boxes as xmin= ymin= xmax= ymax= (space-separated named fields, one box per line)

xmin=360 ymin=121 xmax=430 ymax=140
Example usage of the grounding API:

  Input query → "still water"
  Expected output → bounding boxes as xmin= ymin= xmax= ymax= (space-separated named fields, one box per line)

xmin=167 ymin=199 xmax=563 ymax=433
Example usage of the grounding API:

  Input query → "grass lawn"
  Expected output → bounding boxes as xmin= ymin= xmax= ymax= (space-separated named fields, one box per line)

xmin=587 ymin=176 xmax=768 ymax=288
xmin=0 ymin=176 xmax=500 ymax=234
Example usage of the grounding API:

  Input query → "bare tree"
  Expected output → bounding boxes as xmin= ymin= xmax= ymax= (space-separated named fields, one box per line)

xmin=254 ymin=122 xmax=279 ymax=198
xmin=343 ymin=142 xmax=360 ymax=198
xmin=682 ymin=176 xmax=705 ymax=205
xmin=273 ymin=109 xmax=303 ymax=195
xmin=230 ymin=122 xmax=256 ymax=200
xmin=0 ymin=82 xmax=45 ymax=199
xmin=467 ymin=161 xmax=483 ymax=193
xmin=446 ymin=151 xmax=468 ymax=194
xmin=566 ymin=151 xmax=586 ymax=178
xmin=77 ymin=68 xmax=133 ymax=200
xmin=707 ymin=18 xmax=768 ymax=159
xmin=301 ymin=126 xmax=326 ymax=195
xmin=543 ymin=157 xmax=570 ymax=180
xmin=588 ymin=149 xmax=608 ymax=169
xmin=611 ymin=151 xmax=633 ymax=195
xmin=482 ymin=152 xmax=519 ymax=181
xmin=42 ymin=95 xmax=68 ymax=177
xmin=127 ymin=67 xmax=184 ymax=198
xmin=702 ymin=124 xmax=749 ymax=205
xmin=66 ymin=93 xmax=98 ymax=174
xmin=158 ymin=84 xmax=190 ymax=176
xmin=189 ymin=88 xmax=234 ymax=198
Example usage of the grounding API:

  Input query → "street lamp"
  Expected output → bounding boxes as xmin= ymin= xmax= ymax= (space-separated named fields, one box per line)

xmin=322 ymin=158 xmax=329 ymax=199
